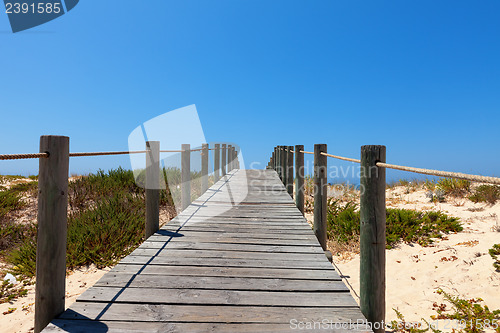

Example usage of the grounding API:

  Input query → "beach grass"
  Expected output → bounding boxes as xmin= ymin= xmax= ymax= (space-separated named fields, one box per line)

xmin=2 ymin=167 xmax=184 ymax=278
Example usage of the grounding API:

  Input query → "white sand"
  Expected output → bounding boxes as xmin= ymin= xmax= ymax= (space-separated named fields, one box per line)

xmin=332 ymin=185 xmax=500 ymax=324
xmin=0 ymin=265 xmax=110 ymax=333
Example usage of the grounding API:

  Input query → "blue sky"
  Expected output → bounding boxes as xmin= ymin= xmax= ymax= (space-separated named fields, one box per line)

xmin=0 ymin=0 xmax=499 ymax=182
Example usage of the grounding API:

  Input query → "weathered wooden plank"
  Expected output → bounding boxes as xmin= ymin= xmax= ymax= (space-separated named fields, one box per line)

xmin=136 ymin=241 xmax=325 ymax=253
xmin=77 ymin=286 xmax=359 ymax=307
xmin=43 ymin=169 xmax=365 ymax=333
xmin=110 ymin=264 xmax=342 ymax=280
xmin=59 ymin=303 xmax=364 ymax=323
xmin=118 ymin=255 xmax=334 ymax=269
xmin=145 ymin=235 xmax=322 ymax=246
xmin=170 ymin=215 xmax=308 ymax=220
xmin=147 ymin=230 xmax=319 ymax=241
xmin=94 ymin=273 xmax=348 ymax=291
xmin=129 ymin=248 xmax=328 ymax=261
xmin=46 ymin=320 xmax=371 ymax=333
xmin=178 ymin=212 xmax=305 ymax=218
xmin=167 ymin=218 xmax=311 ymax=225
xmin=161 ymin=224 xmax=313 ymax=232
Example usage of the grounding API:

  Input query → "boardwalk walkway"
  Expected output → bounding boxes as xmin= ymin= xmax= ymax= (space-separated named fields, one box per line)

xmin=45 ymin=169 xmax=368 ymax=332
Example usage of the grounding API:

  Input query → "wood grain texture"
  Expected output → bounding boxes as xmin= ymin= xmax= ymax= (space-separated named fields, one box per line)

xmin=36 ymin=136 xmax=69 ymax=333
xmin=145 ymin=141 xmax=160 ymax=239
xmin=360 ymin=145 xmax=386 ymax=332
xmin=46 ymin=320 xmax=371 ymax=333
xmin=43 ymin=169 xmax=366 ymax=332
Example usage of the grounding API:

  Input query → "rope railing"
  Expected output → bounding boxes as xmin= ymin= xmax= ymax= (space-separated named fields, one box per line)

xmin=321 ymin=152 xmax=360 ymax=164
xmin=1 ymin=147 xmax=234 ymax=160
xmin=1 ymin=135 xmax=240 ymax=332
xmin=69 ymin=150 xmax=147 ymax=157
xmin=269 ymin=142 xmax=499 ymax=330
xmin=376 ymin=162 xmax=500 ymax=185
xmin=273 ymin=146 xmax=500 ymax=186
xmin=0 ymin=153 xmax=49 ymax=160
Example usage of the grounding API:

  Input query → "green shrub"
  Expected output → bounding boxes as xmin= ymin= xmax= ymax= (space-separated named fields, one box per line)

xmin=0 ymin=190 xmax=25 ymax=220
xmin=65 ymin=192 xmax=145 ymax=270
xmin=6 ymin=167 xmax=180 ymax=278
xmin=424 ymin=179 xmax=436 ymax=191
xmin=7 ymin=237 xmax=37 ymax=278
xmin=391 ymin=289 xmax=500 ymax=333
xmin=0 ymin=185 xmax=34 ymax=256
xmin=0 ymin=175 xmax=24 ymax=184
xmin=0 ymin=220 xmax=35 ymax=255
xmin=434 ymin=289 xmax=500 ymax=333
xmin=326 ymin=199 xmax=359 ymax=244
xmin=436 ymin=178 xmax=471 ymax=197
xmin=489 ymin=244 xmax=500 ymax=272
xmin=68 ymin=167 xmax=141 ymax=210
xmin=470 ymin=185 xmax=500 ymax=205
xmin=0 ymin=278 xmax=29 ymax=304
xmin=9 ymin=181 xmax=38 ymax=197
xmin=386 ymin=209 xmax=462 ymax=248
xmin=326 ymin=201 xmax=462 ymax=249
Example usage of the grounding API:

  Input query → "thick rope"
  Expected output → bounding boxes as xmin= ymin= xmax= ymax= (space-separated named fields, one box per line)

xmin=1 ymin=143 xmax=224 ymax=161
xmin=300 ymin=149 xmax=500 ymax=185
xmin=321 ymin=152 xmax=360 ymax=163
xmin=376 ymin=162 xmax=500 ymax=185
xmin=0 ymin=153 xmax=49 ymax=160
xmin=70 ymin=150 xmax=147 ymax=157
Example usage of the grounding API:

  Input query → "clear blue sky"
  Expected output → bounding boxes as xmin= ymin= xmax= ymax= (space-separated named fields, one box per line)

xmin=1 ymin=0 xmax=499 ymax=182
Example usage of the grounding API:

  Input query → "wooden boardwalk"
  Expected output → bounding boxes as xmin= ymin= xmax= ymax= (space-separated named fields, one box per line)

xmin=45 ymin=169 xmax=368 ymax=332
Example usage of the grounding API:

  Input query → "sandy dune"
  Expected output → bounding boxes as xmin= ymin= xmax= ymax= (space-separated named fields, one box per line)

xmin=1 ymin=181 xmax=500 ymax=332
xmin=332 ymin=185 xmax=500 ymax=324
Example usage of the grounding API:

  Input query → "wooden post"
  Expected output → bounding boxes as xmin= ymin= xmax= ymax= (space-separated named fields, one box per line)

xmin=35 ymin=135 xmax=69 ymax=333
xmin=286 ymin=145 xmax=294 ymax=197
xmin=280 ymin=146 xmax=286 ymax=184
xmin=181 ymin=144 xmax=191 ymax=210
xmin=360 ymin=145 xmax=386 ymax=333
xmin=145 ymin=141 xmax=160 ymax=239
xmin=227 ymin=145 xmax=232 ymax=172
xmin=295 ymin=144 xmax=304 ymax=215
xmin=234 ymin=148 xmax=239 ymax=169
xmin=232 ymin=147 xmax=236 ymax=170
xmin=236 ymin=149 xmax=240 ymax=169
xmin=214 ymin=144 xmax=220 ymax=182
xmin=274 ymin=146 xmax=279 ymax=173
xmin=276 ymin=147 xmax=281 ymax=178
xmin=201 ymin=143 xmax=209 ymax=193
xmin=221 ymin=144 xmax=227 ymax=176
xmin=313 ymin=144 xmax=327 ymax=250
xmin=283 ymin=146 xmax=288 ymax=186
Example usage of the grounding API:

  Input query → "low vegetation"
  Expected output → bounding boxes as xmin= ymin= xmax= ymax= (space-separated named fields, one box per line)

xmin=470 ymin=185 xmax=500 ymax=205
xmin=0 ymin=183 xmax=36 ymax=259
xmin=0 ymin=167 xmax=191 ymax=302
xmin=5 ymin=167 xmax=181 ymax=278
xmin=391 ymin=289 xmax=500 ymax=333
xmin=0 ymin=277 xmax=30 ymax=304
xmin=326 ymin=199 xmax=462 ymax=252
xmin=436 ymin=178 xmax=471 ymax=197
xmin=489 ymin=244 xmax=500 ymax=272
